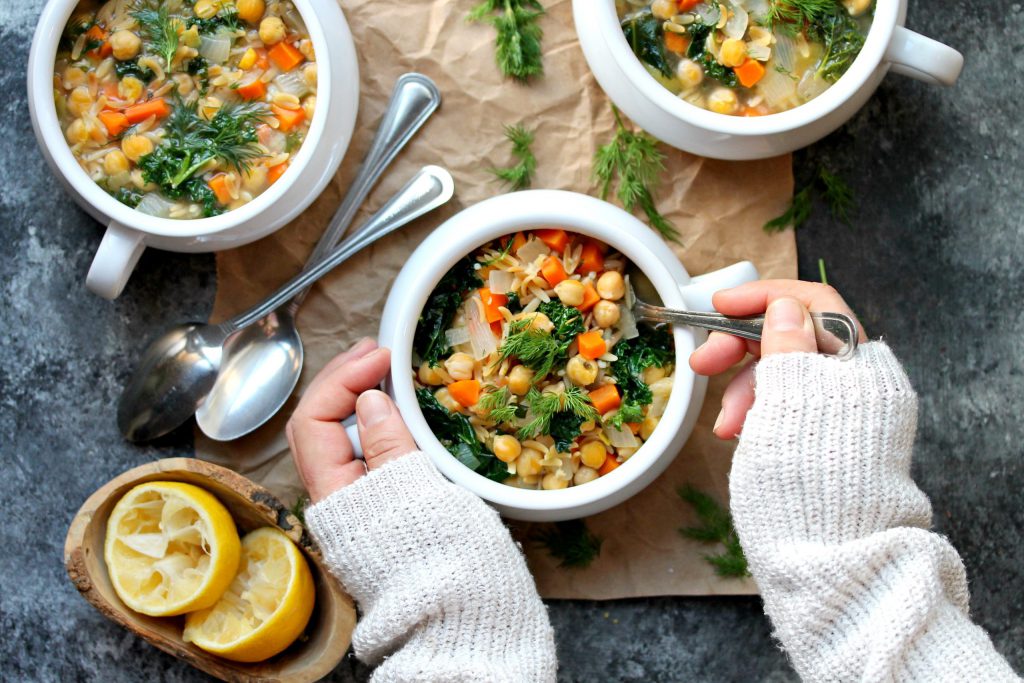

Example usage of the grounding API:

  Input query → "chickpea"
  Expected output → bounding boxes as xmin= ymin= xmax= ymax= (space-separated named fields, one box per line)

xmin=542 ymin=473 xmax=569 ymax=490
xmin=65 ymin=119 xmax=89 ymax=144
xmin=566 ymin=355 xmax=598 ymax=386
xmin=242 ymin=165 xmax=268 ymax=192
xmin=193 ymin=0 xmax=217 ymax=19
xmin=574 ymin=466 xmax=599 ymax=486
xmin=640 ymin=415 xmax=660 ymax=441
xmin=302 ymin=62 xmax=318 ymax=87
xmin=119 ymin=76 xmax=144 ymax=101
xmin=642 ymin=365 xmax=667 ymax=384
xmin=259 ymin=16 xmax=287 ymax=45
xmin=596 ymin=271 xmax=625 ymax=301
xmin=592 ymin=300 xmax=620 ymax=328
xmin=109 ymin=30 xmax=141 ymax=60
xmin=513 ymin=311 xmax=553 ymax=333
xmin=63 ymin=66 xmax=87 ymax=89
xmin=103 ymin=150 xmax=129 ymax=176
xmin=444 ymin=352 xmax=475 ymax=381
xmin=434 ymin=387 xmax=463 ymax=413
xmin=517 ymin=448 xmax=544 ymax=477
xmin=237 ymin=0 xmax=266 ymax=24
xmin=553 ymin=279 xmax=585 ymax=306
xmin=579 ymin=440 xmax=607 ymax=470
xmin=121 ymin=134 xmax=154 ymax=162
xmin=181 ymin=25 xmax=201 ymax=48
xmin=708 ymin=88 xmax=739 ymax=115
xmin=507 ymin=365 xmax=534 ymax=396
xmin=720 ymin=38 xmax=747 ymax=68
xmin=676 ymin=58 xmax=704 ymax=90
xmin=650 ymin=377 xmax=674 ymax=404
xmin=650 ymin=0 xmax=675 ymax=20
xmin=417 ymin=362 xmax=444 ymax=386
xmin=67 ymin=86 xmax=93 ymax=117
xmin=492 ymin=435 xmax=522 ymax=463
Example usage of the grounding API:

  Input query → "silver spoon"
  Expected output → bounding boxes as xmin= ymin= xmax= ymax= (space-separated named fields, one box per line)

xmin=195 ymin=74 xmax=441 ymax=441
xmin=626 ymin=267 xmax=859 ymax=359
xmin=118 ymin=166 xmax=455 ymax=442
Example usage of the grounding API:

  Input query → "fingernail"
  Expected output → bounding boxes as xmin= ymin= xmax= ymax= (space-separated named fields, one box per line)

xmin=356 ymin=390 xmax=392 ymax=428
xmin=713 ymin=409 xmax=725 ymax=435
xmin=765 ymin=298 xmax=806 ymax=332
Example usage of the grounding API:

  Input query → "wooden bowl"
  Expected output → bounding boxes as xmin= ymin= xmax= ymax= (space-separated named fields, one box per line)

xmin=65 ymin=458 xmax=356 ymax=682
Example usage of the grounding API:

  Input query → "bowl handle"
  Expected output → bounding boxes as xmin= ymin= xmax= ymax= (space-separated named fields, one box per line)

xmin=678 ymin=261 xmax=759 ymax=312
xmin=885 ymin=26 xmax=964 ymax=87
xmin=86 ymin=221 xmax=146 ymax=300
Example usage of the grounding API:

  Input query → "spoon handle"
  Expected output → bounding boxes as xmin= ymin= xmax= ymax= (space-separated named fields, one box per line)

xmin=292 ymin=73 xmax=441 ymax=309
xmin=227 ymin=166 xmax=454 ymax=329
xmin=634 ymin=302 xmax=860 ymax=360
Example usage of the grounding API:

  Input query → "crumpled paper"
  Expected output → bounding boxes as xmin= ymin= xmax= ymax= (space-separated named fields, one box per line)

xmin=196 ymin=0 xmax=796 ymax=599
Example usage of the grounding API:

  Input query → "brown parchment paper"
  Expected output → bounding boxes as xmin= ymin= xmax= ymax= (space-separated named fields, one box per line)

xmin=196 ymin=0 xmax=796 ymax=599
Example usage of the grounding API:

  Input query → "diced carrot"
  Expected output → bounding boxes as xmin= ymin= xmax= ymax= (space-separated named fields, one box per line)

xmin=123 ymin=97 xmax=170 ymax=123
xmin=677 ymin=0 xmax=700 ymax=10
xmin=540 ymin=255 xmax=568 ymax=287
xmin=579 ymin=241 xmax=605 ymax=275
xmin=735 ymin=58 xmax=766 ymax=88
xmin=588 ymin=384 xmax=621 ymax=415
xmin=626 ymin=422 xmax=642 ymax=435
xmin=208 ymin=173 xmax=233 ymax=205
xmin=535 ymin=228 xmax=569 ymax=254
xmin=85 ymin=26 xmax=112 ymax=58
xmin=490 ymin=320 xmax=503 ymax=337
xmin=271 ymin=104 xmax=305 ymax=132
xmin=598 ymin=454 xmax=621 ymax=476
xmin=577 ymin=331 xmax=607 ymax=360
xmin=268 ymin=41 xmax=304 ymax=71
xmin=448 ymin=379 xmax=482 ymax=408
xmin=512 ymin=231 xmax=527 ymax=253
xmin=578 ymin=282 xmax=601 ymax=313
xmin=267 ymin=162 xmax=289 ymax=185
xmin=98 ymin=110 xmax=130 ymax=137
xmin=235 ymin=78 xmax=267 ymax=101
xmin=479 ymin=288 xmax=508 ymax=324
xmin=664 ymin=32 xmax=689 ymax=54
xmin=743 ymin=105 xmax=769 ymax=117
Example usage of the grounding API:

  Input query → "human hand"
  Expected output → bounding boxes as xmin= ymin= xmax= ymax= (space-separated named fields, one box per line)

xmin=286 ymin=338 xmax=418 ymax=503
xmin=689 ymin=280 xmax=867 ymax=440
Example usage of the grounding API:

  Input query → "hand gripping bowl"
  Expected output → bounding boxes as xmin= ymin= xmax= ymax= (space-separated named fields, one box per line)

xmin=376 ymin=190 xmax=758 ymax=522
xmin=28 ymin=0 xmax=359 ymax=299
xmin=573 ymin=0 xmax=964 ymax=160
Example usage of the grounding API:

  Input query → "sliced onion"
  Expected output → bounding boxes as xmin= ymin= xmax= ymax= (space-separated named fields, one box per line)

xmin=199 ymin=33 xmax=232 ymax=64
xmin=607 ymin=423 xmax=640 ymax=449
xmin=773 ymin=32 xmax=797 ymax=72
xmin=488 ymin=268 xmax=515 ymax=294
xmin=723 ymin=6 xmax=748 ymax=39
xmin=739 ymin=0 xmax=769 ymax=21
xmin=445 ymin=327 xmax=471 ymax=348
xmin=757 ymin=61 xmax=799 ymax=110
xmin=747 ymin=43 xmax=771 ymax=61
xmin=282 ymin=6 xmax=307 ymax=32
xmin=619 ymin=276 xmax=640 ymax=340
xmin=649 ymin=379 xmax=674 ymax=418
xmin=135 ymin=193 xmax=175 ymax=218
xmin=273 ymin=71 xmax=310 ymax=98
xmin=797 ymin=70 xmax=829 ymax=101
xmin=695 ymin=2 xmax=721 ymax=25
xmin=515 ymin=237 xmax=548 ymax=264
xmin=466 ymin=295 xmax=498 ymax=360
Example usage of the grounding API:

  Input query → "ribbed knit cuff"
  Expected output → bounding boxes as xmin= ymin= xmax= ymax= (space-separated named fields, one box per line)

xmin=731 ymin=342 xmax=930 ymax=548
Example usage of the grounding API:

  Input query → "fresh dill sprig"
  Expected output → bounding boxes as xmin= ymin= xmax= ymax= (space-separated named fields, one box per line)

xmin=478 ymin=386 xmax=519 ymax=424
xmin=518 ymin=385 xmax=598 ymax=441
xmin=818 ymin=257 xmax=829 ymax=285
xmin=480 ymin=238 xmax=514 ymax=267
xmin=490 ymin=124 xmax=537 ymax=190
xmin=533 ymin=519 xmax=603 ymax=568
xmin=289 ymin=495 xmax=309 ymax=525
xmin=765 ymin=0 xmax=835 ymax=34
xmin=764 ymin=166 xmax=855 ymax=232
xmin=132 ymin=3 xmax=180 ymax=68
xmin=677 ymin=485 xmax=749 ymax=578
xmin=468 ymin=0 xmax=545 ymax=82
xmin=593 ymin=106 xmax=679 ymax=242
xmin=498 ymin=320 xmax=563 ymax=379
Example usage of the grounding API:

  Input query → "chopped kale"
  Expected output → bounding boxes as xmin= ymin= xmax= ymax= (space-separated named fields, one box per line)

xmin=607 ymin=327 xmax=673 ymax=422
xmin=112 ymin=187 xmax=143 ymax=208
xmin=416 ymin=388 xmax=507 ymax=482
xmin=115 ymin=59 xmax=155 ymax=82
xmin=622 ymin=11 xmax=672 ymax=77
xmin=415 ymin=258 xmax=482 ymax=366
xmin=687 ymin=22 xmax=738 ymax=87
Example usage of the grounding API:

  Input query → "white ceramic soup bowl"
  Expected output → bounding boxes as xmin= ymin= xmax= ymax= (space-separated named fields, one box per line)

xmin=377 ymin=190 xmax=758 ymax=521
xmin=573 ymin=0 xmax=964 ymax=160
xmin=27 ymin=0 xmax=359 ymax=299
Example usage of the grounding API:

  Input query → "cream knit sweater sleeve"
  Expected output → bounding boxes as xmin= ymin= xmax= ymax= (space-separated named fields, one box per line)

xmin=304 ymin=452 xmax=557 ymax=682
xmin=731 ymin=341 xmax=1020 ymax=682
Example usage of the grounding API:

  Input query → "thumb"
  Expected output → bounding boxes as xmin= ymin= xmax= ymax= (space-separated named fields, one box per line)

xmin=761 ymin=297 xmax=817 ymax=356
xmin=355 ymin=390 xmax=418 ymax=471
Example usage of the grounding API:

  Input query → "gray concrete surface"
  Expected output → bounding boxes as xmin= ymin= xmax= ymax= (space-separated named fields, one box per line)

xmin=1 ymin=1 xmax=1020 ymax=681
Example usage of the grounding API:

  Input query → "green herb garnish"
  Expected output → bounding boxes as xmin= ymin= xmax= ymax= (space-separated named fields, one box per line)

xmin=289 ymin=495 xmax=309 ymax=525
xmin=518 ymin=385 xmax=597 ymax=444
xmin=417 ymin=388 xmax=508 ymax=482
xmin=478 ymin=386 xmax=520 ymax=424
xmin=621 ymin=11 xmax=671 ymax=77
xmin=811 ymin=6 xmax=867 ymax=83
xmin=818 ymin=257 xmax=829 ymax=285
xmin=113 ymin=186 xmax=143 ymax=208
xmin=188 ymin=9 xmax=240 ymax=34
xmin=497 ymin=301 xmax=585 ymax=380
xmin=678 ymin=485 xmax=749 ymax=578
xmin=764 ymin=166 xmax=854 ymax=232
xmin=490 ymin=124 xmax=537 ymax=190
xmin=593 ymin=106 xmax=679 ymax=242
xmin=284 ymin=131 xmax=304 ymax=154
xmin=468 ymin=0 xmax=545 ymax=82
xmin=414 ymin=257 xmax=482 ymax=366
xmin=534 ymin=519 xmax=603 ymax=568
xmin=606 ymin=328 xmax=673 ymax=428
xmin=765 ymin=0 xmax=836 ymax=34
xmin=186 ymin=56 xmax=210 ymax=95
xmin=114 ymin=59 xmax=155 ymax=82
xmin=132 ymin=4 xmax=180 ymax=68
xmin=686 ymin=22 xmax=738 ymax=87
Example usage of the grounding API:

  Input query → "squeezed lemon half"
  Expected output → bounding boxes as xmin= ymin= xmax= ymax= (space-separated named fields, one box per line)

xmin=104 ymin=481 xmax=241 ymax=617
xmin=183 ymin=526 xmax=315 ymax=662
